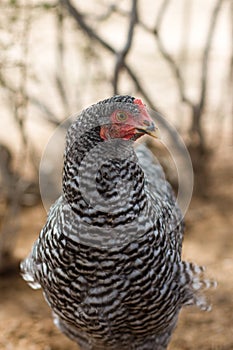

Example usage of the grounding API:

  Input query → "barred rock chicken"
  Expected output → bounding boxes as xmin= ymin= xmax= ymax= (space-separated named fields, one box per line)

xmin=21 ymin=95 xmax=212 ymax=350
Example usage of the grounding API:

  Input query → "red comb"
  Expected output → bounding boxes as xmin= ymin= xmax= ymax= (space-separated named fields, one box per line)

xmin=134 ymin=98 xmax=144 ymax=106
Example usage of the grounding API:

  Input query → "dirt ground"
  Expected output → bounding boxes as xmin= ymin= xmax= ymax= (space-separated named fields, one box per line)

xmin=0 ymin=148 xmax=232 ymax=350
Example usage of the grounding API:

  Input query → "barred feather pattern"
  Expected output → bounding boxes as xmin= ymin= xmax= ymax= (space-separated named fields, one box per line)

xmin=21 ymin=96 xmax=214 ymax=350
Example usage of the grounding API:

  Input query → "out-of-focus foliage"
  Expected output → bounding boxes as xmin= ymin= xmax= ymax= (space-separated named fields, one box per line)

xmin=0 ymin=0 xmax=232 ymax=148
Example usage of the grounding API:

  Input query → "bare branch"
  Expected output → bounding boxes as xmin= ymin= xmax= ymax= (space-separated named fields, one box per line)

xmin=0 ymin=1 xmax=58 ymax=10
xmin=230 ymin=1 xmax=233 ymax=120
xmin=137 ymin=0 xmax=194 ymax=109
xmin=230 ymin=1 xmax=233 ymax=82
xmin=14 ymin=7 xmax=31 ymax=150
xmin=124 ymin=66 xmax=187 ymax=147
xmin=86 ymin=4 xmax=117 ymax=22
xmin=113 ymin=0 xmax=138 ymax=94
xmin=60 ymin=0 xmax=116 ymax=54
xmin=179 ymin=1 xmax=192 ymax=64
xmin=199 ymin=0 xmax=224 ymax=114
xmin=154 ymin=1 xmax=194 ymax=108
xmin=155 ymin=34 xmax=193 ymax=107
xmin=29 ymin=96 xmax=62 ymax=126
xmin=60 ymin=0 xmax=162 ymax=113
xmin=55 ymin=6 xmax=70 ymax=114
xmin=155 ymin=0 xmax=170 ymax=32
xmin=191 ymin=0 xmax=224 ymax=145
xmin=0 ymin=70 xmax=65 ymax=127
xmin=124 ymin=65 xmax=157 ymax=109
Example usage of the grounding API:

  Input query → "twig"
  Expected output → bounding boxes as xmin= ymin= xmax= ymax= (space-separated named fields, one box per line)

xmin=60 ymin=0 xmax=161 ymax=112
xmin=29 ymin=96 xmax=62 ymax=125
xmin=179 ymin=1 xmax=192 ymax=65
xmin=137 ymin=0 xmax=194 ymax=109
xmin=14 ymin=5 xmax=31 ymax=150
xmin=60 ymin=0 xmax=183 ymax=143
xmin=113 ymin=0 xmax=138 ymax=94
xmin=191 ymin=0 xmax=224 ymax=145
xmin=60 ymin=0 xmax=116 ymax=54
xmin=55 ymin=6 xmax=70 ymax=114
xmin=230 ymin=1 xmax=233 ymax=124
xmin=153 ymin=0 xmax=194 ymax=108
xmin=199 ymin=0 xmax=224 ymax=115
xmin=0 ymin=1 xmax=58 ymax=10
xmin=155 ymin=0 xmax=170 ymax=32
xmin=86 ymin=4 xmax=117 ymax=22
xmin=156 ymin=35 xmax=193 ymax=107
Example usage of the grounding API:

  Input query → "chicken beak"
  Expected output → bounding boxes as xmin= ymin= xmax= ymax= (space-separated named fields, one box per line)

xmin=135 ymin=105 xmax=161 ymax=139
xmin=136 ymin=123 xmax=160 ymax=139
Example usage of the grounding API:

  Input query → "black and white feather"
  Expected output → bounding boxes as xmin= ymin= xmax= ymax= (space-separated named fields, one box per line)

xmin=21 ymin=96 xmax=213 ymax=350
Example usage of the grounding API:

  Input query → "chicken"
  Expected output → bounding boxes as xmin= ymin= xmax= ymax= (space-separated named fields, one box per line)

xmin=21 ymin=95 xmax=213 ymax=350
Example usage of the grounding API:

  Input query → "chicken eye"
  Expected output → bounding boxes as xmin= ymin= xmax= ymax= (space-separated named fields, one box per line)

xmin=115 ymin=111 xmax=128 ymax=122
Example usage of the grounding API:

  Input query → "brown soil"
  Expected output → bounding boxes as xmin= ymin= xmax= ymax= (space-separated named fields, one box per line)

xmin=0 ymin=150 xmax=232 ymax=350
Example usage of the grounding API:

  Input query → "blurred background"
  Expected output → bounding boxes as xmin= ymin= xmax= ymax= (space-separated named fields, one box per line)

xmin=0 ymin=0 xmax=232 ymax=349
